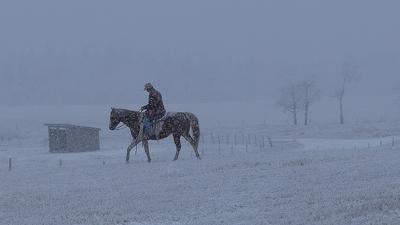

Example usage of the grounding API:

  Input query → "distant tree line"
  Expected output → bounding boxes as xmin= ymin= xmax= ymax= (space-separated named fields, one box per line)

xmin=276 ymin=62 xmax=359 ymax=126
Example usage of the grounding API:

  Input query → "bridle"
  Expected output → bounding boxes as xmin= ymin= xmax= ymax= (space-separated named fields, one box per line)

xmin=111 ymin=110 xmax=128 ymax=131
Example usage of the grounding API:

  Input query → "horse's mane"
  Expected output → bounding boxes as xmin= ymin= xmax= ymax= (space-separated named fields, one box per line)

xmin=114 ymin=108 xmax=137 ymax=113
xmin=113 ymin=108 xmax=139 ymax=117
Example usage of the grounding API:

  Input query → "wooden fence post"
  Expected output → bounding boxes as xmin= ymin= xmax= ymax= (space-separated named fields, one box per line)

xmin=218 ymin=136 xmax=221 ymax=155
xmin=268 ymin=137 xmax=273 ymax=148
xmin=234 ymin=134 xmax=237 ymax=146
xmin=262 ymin=136 xmax=265 ymax=149
xmin=8 ymin=158 xmax=12 ymax=171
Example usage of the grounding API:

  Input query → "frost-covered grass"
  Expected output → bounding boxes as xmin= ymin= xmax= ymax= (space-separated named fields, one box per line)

xmin=2 ymin=136 xmax=400 ymax=225
xmin=2 ymin=104 xmax=400 ymax=225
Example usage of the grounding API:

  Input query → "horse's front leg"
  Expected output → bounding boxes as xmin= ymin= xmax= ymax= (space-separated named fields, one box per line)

xmin=143 ymin=140 xmax=151 ymax=163
xmin=126 ymin=141 xmax=138 ymax=163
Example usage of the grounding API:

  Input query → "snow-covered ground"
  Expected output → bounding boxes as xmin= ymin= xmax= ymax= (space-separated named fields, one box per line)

xmin=2 ymin=103 xmax=400 ymax=225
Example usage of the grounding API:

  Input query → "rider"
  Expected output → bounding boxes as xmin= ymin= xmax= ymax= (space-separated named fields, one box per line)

xmin=138 ymin=83 xmax=166 ymax=140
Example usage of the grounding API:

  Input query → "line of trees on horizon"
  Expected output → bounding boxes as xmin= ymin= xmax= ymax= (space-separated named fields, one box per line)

xmin=276 ymin=63 xmax=359 ymax=126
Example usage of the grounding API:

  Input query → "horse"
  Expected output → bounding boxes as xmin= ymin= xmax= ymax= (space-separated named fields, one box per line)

xmin=109 ymin=108 xmax=201 ymax=163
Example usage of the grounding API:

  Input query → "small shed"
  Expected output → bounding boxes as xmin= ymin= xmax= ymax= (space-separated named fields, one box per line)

xmin=44 ymin=124 xmax=101 ymax=153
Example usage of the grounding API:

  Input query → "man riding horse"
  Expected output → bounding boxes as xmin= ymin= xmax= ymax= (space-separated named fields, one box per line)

xmin=138 ymin=83 xmax=166 ymax=141
xmin=109 ymin=83 xmax=200 ymax=162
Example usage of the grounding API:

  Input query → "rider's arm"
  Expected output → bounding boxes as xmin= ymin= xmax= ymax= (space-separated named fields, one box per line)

xmin=141 ymin=92 xmax=154 ymax=111
xmin=147 ymin=92 xmax=157 ymax=109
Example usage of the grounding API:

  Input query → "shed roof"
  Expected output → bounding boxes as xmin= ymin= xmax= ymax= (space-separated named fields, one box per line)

xmin=44 ymin=124 xmax=101 ymax=131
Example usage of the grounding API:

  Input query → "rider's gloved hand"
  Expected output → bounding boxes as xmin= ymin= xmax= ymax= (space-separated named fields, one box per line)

xmin=140 ymin=106 xmax=147 ymax=111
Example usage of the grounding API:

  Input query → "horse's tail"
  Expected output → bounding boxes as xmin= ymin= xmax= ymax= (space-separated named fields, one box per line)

xmin=186 ymin=113 xmax=200 ymax=150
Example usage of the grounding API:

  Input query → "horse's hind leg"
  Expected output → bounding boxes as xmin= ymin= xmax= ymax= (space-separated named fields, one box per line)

xmin=183 ymin=134 xmax=201 ymax=159
xmin=143 ymin=140 xmax=151 ymax=163
xmin=173 ymin=134 xmax=182 ymax=161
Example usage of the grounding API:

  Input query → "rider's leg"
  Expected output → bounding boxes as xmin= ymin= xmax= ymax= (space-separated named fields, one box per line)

xmin=136 ymin=116 xmax=148 ymax=144
xmin=153 ymin=112 xmax=165 ymax=140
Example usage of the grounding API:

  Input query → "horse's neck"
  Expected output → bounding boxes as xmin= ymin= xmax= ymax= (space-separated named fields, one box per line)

xmin=120 ymin=110 xmax=140 ymax=128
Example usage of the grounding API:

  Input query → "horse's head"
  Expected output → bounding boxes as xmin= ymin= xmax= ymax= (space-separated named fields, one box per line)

xmin=109 ymin=108 xmax=121 ymax=130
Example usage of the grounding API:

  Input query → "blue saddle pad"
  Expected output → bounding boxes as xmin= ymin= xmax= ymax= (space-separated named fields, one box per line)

xmin=143 ymin=118 xmax=156 ymax=139
xmin=142 ymin=113 xmax=166 ymax=140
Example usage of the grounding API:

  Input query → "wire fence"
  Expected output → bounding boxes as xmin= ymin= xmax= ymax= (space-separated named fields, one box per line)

xmin=2 ymin=133 xmax=399 ymax=172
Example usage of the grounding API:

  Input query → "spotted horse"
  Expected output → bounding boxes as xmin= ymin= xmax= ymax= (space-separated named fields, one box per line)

xmin=109 ymin=108 xmax=201 ymax=163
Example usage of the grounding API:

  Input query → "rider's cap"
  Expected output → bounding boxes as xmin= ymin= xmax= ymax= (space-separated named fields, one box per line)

xmin=144 ymin=83 xmax=154 ymax=90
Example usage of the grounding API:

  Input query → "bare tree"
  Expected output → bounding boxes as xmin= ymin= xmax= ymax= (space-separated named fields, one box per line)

xmin=300 ymin=77 xmax=321 ymax=126
xmin=277 ymin=82 xmax=303 ymax=126
xmin=334 ymin=63 xmax=359 ymax=124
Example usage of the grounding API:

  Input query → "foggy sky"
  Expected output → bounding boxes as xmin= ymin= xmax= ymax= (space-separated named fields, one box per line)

xmin=1 ymin=0 xmax=400 ymax=105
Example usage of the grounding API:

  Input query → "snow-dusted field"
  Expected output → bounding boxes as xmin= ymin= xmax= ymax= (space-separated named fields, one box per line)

xmin=2 ymin=104 xmax=400 ymax=225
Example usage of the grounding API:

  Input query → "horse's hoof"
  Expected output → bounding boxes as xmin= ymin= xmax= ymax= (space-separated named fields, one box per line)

xmin=126 ymin=160 xmax=130 ymax=164
xmin=147 ymin=160 xmax=151 ymax=163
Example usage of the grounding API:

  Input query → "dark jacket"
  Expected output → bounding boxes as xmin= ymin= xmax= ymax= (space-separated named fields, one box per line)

xmin=142 ymin=88 xmax=166 ymax=120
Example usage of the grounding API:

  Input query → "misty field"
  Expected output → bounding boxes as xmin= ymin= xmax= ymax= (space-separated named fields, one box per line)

xmin=2 ymin=105 xmax=400 ymax=225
